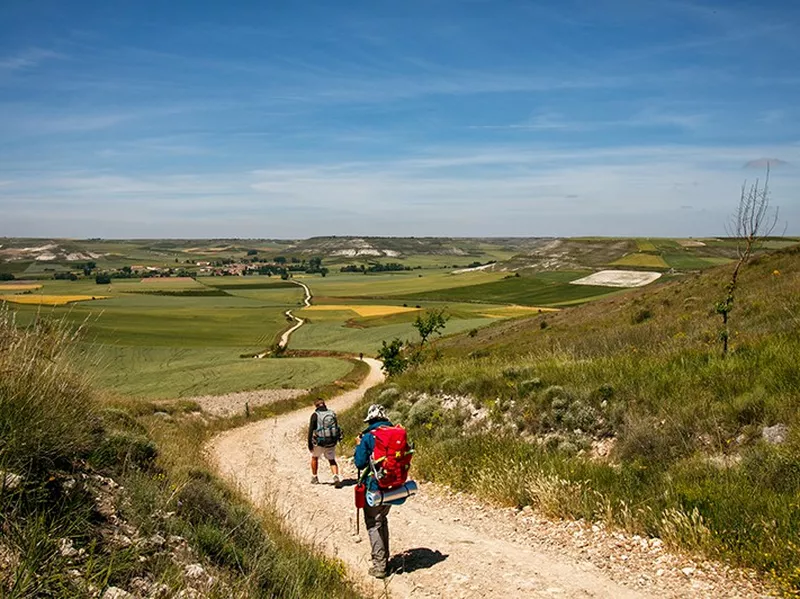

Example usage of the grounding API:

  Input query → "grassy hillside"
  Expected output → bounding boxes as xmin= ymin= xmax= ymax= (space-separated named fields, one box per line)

xmin=340 ymin=245 xmax=800 ymax=595
xmin=0 ymin=308 xmax=365 ymax=598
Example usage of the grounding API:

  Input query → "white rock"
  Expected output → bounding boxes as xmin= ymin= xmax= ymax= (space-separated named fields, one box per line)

xmin=762 ymin=423 xmax=788 ymax=445
xmin=58 ymin=538 xmax=78 ymax=558
xmin=102 ymin=587 xmax=134 ymax=599
xmin=682 ymin=567 xmax=696 ymax=576
xmin=1 ymin=471 xmax=22 ymax=490
xmin=184 ymin=563 xmax=205 ymax=579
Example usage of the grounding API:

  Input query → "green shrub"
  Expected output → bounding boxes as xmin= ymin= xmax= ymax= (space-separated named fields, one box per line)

xmin=176 ymin=477 xmax=230 ymax=525
xmin=517 ymin=378 xmax=543 ymax=395
xmin=90 ymin=431 xmax=157 ymax=471
xmin=407 ymin=397 xmax=441 ymax=428
xmin=377 ymin=387 xmax=400 ymax=405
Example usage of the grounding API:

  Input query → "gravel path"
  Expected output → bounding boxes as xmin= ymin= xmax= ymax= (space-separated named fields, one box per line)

xmin=208 ymin=359 xmax=775 ymax=599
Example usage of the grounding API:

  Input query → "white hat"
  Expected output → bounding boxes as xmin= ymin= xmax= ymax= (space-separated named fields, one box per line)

xmin=364 ymin=404 xmax=388 ymax=422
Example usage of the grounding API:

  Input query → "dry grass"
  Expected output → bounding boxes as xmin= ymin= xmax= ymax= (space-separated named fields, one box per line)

xmin=302 ymin=304 xmax=421 ymax=317
xmin=0 ymin=295 xmax=107 ymax=306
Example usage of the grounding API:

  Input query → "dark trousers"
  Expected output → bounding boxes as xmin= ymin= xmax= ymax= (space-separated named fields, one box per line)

xmin=363 ymin=504 xmax=391 ymax=570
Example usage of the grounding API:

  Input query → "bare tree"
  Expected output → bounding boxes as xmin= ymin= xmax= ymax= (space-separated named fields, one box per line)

xmin=715 ymin=167 xmax=779 ymax=355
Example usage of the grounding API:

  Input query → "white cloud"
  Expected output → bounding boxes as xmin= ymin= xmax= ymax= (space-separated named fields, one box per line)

xmin=0 ymin=48 xmax=63 ymax=71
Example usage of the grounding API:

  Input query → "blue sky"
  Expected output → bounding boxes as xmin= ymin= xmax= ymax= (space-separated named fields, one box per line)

xmin=1 ymin=0 xmax=798 ymax=238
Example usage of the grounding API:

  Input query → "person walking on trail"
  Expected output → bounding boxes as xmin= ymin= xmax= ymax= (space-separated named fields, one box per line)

xmin=355 ymin=403 xmax=400 ymax=579
xmin=308 ymin=399 xmax=342 ymax=488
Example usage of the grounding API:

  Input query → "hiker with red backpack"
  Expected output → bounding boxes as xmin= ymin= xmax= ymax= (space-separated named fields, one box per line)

xmin=354 ymin=404 xmax=416 ymax=579
xmin=308 ymin=399 xmax=342 ymax=488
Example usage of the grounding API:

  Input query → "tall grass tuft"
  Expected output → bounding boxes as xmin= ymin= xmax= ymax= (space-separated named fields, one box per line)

xmin=0 ymin=307 xmax=99 ymax=477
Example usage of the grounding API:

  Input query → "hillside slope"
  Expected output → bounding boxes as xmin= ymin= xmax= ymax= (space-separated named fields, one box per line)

xmin=340 ymin=245 xmax=800 ymax=595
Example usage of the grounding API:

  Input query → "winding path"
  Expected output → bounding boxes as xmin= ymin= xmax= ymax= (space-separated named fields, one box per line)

xmin=278 ymin=279 xmax=311 ymax=349
xmin=208 ymin=359 xmax=753 ymax=599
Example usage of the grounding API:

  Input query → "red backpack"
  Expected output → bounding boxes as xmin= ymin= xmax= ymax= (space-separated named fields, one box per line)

xmin=370 ymin=425 xmax=414 ymax=490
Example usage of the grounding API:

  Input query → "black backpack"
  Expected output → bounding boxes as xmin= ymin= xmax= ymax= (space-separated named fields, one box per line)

xmin=314 ymin=409 xmax=341 ymax=447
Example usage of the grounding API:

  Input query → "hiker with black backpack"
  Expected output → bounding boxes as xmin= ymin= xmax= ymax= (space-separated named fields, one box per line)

xmin=354 ymin=403 xmax=416 ymax=579
xmin=308 ymin=399 xmax=342 ymax=488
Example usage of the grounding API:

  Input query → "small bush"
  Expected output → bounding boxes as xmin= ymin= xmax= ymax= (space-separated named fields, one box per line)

xmin=176 ymin=478 xmax=230 ymax=526
xmin=195 ymin=522 xmax=246 ymax=568
xmin=394 ymin=399 xmax=413 ymax=417
xmin=502 ymin=366 xmax=534 ymax=380
xmin=377 ymin=387 xmax=400 ymax=405
xmin=517 ymin=378 xmax=543 ymax=395
xmin=407 ymin=397 xmax=441 ymax=428
xmin=631 ymin=308 xmax=653 ymax=324
xmin=90 ymin=431 xmax=157 ymax=471
xmin=616 ymin=414 xmax=695 ymax=464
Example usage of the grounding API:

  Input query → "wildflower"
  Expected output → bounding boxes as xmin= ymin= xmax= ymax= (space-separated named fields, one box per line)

xmin=773 ymin=269 xmax=781 ymax=277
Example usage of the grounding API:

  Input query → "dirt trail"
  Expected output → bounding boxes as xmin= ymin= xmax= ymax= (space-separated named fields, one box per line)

xmin=278 ymin=280 xmax=311 ymax=349
xmin=208 ymin=359 xmax=771 ymax=599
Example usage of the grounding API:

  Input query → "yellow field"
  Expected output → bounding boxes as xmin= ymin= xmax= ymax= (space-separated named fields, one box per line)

xmin=0 ymin=295 xmax=108 ymax=306
xmin=0 ymin=284 xmax=43 ymax=291
xmin=611 ymin=253 xmax=669 ymax=268
xmin=301 ymin=304 xmax=421 ymax=317
xmin=636 ymin=239 xmax=658 ymax=252
xmin=480 ymin=305 xmax=559 ymax=318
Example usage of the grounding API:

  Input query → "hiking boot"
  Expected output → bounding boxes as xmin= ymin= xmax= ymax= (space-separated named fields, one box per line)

xmin=368 ymin=565 xmax=387 ymax=579
xmin=310 ymin=476 xmax=319 ymax=484
xmin=333 ymin=475 xmax=342 ymax=488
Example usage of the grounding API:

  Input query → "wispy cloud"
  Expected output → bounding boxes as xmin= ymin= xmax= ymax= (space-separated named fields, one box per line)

xmin=0 ymin=48 xmax=63 ymax=71
xmin=471 ymin=109 xmax=708 ymax=133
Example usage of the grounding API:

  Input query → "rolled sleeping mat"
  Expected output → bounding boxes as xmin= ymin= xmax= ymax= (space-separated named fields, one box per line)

xmin=366 ymin=480 xmax=418 ymax=507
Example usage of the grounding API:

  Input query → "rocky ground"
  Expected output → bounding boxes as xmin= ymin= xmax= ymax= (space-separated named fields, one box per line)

xmin=4 ymin=471 xmax=230 ymax=599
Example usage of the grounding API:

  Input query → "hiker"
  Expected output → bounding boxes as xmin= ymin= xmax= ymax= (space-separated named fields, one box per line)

xmin=354 ymin=403 xmax=413 ymax=579
xmin=308 ymin=399 xmax=342 ymax=488
xmin=359 ymin=352 xmax=364 ymax=361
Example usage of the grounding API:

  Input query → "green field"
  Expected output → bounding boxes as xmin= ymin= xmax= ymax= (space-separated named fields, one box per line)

xmin=87 ymin=347 xmax=353 ymax=399
xmin=306 ymin=270 xmax=506 ymax=298
xmin=4 ymin=277 xmax=320 ymax=399
xmin=393 ymin=272 xmax=615 ymax=307
xmin=291 ymin=315 xmax=497 ymax=354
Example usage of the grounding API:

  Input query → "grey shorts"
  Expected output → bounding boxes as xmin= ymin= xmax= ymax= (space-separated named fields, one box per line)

xmin=311 ymin=445 xmax=336 ymax=460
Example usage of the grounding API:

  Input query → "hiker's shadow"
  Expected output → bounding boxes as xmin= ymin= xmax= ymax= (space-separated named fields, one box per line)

xmin=390 ymin=548 xmax=448 ymax=574
xmin=336 ymin=478 xmax=358 ymax=488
